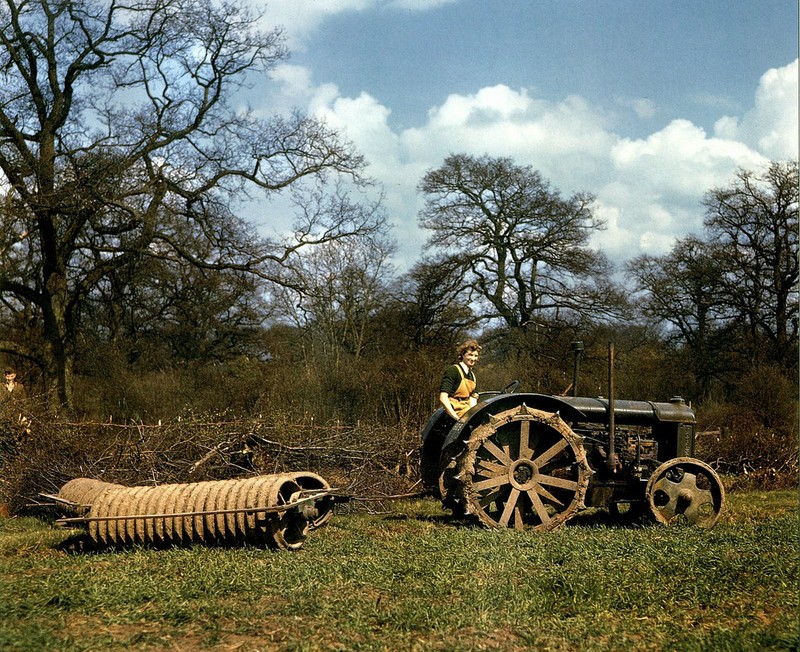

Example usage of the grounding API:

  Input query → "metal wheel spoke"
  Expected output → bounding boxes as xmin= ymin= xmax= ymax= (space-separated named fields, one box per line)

xmin=513 ymin=504 xmax=523 ymax=531
xmin=478 ymin=488 xmax=504 ymax=508
xmin=498 ymin=488 xmax=520 ymax=527
xmin=477 ymin=459 xmax=506 ymax=478
xmin=472 ymin=474 xmax=510 ymax=492
xmin=478 ymin=460 xmax=508 ymax=474
xmin=482 ymin=439 xmax=512 ymax=465
xmin=519 ymin=421 xmax=533 ymax=459
xmin=675 ymin=472 xmax=699 ymax=493
xmin=526 ymin=489 xmax=551 ymax=525
xmin=532 ymin=438 xmax=568 ymax=466
xmin=533 ymin=484 xmax=565 ymax=507
xmin=537 ymin=474 xmax=579 ymax=491
xmin=654 ymin=477 xmax=691 ymax=512
xmin=652 ymin=478 xmax=681 ymax=507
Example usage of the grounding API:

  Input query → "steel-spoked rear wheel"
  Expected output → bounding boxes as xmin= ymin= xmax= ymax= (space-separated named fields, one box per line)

xmin=458 ymin=405 xmax=591 ymax=531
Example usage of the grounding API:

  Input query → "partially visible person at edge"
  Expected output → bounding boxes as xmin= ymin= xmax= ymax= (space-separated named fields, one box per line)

xmin=1 ymin=369 xmax=25 ymax=405
xmin=439 ymin=339 xmax=481 ymax=420
xmin=1 ymin=368 xmax=30 ymax=436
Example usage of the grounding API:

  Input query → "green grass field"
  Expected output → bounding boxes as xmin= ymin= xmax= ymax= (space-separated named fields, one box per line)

xmin=0 ymin=489 xmax=797 ymax=651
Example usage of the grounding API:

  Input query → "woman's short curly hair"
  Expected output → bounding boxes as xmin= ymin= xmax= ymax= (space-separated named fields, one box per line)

xmin=456 ymin=339 xmax=482 ymax=360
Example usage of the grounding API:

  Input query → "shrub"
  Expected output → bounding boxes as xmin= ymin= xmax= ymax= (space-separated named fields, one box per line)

xmin=695 ymin=365 xmax=798 ymax=490
xmin=0 ymin=413 xmax=421 ymax=516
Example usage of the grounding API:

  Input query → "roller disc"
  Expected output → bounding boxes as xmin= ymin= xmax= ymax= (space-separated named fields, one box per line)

xmin=286 ymin=472 xmax=334 ymax=529
xmin=268 ymin=479 xmax=310 ymax=551
xmin=646 ymin=457 xmax=725 ymax=528
xmin=458 ymin=405 xmax=591 ymax=531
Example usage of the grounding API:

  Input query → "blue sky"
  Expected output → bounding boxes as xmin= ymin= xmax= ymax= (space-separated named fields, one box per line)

xmin=251 ymin=0 xmax=799 ymax=269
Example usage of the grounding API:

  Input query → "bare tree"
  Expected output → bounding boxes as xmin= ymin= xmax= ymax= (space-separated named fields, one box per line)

xmin=0 ymin=0 xmax=366 ymax=410
xmin=83 ymin=248 xmax=273 ymax=364
xmin=390 ymin=257 xmax=477 ymax=348
xmin=418 ymin=154 xmax=623 ymax=330
xmin=626 ymin=237 xmax=732 ymax=397
xmin=627 ymin=161 xmax=798 ymax=396
xmin=703 ymin=161 xmax=798 ymax=371
xmin=271 ymin=184 xmax=395 ymax=365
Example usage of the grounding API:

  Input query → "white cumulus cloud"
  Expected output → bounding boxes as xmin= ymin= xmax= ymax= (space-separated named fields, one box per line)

xmin=714 ymin=59 xmax=798 ymax=161
xmin=261 ymin=56 xmax=796 ymax=269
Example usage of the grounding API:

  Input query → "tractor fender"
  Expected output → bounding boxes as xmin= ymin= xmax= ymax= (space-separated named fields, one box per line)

xmin=440 ymin=393 xmax=588 ymax=456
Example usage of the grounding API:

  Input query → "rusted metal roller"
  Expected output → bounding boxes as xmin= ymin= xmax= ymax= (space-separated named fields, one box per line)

xmin=56 ymin=478 xmax=126 ymax=515
xmin=55 ymin=473 xmax=332 ymax=551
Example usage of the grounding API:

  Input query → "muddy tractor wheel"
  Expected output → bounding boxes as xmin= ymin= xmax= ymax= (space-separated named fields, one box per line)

xmin=457 ymin=405 xmax=591 ymax=531
xmin=645 ymin=457 xmax=725 ymax=528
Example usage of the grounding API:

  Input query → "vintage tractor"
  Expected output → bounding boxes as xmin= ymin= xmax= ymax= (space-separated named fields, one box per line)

xmin=420 ymin=343 xmax=725 ymax=531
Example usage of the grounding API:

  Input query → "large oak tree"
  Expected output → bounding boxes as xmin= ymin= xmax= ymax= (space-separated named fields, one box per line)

xmin=417 ymin=154 xmax=623 ymax=330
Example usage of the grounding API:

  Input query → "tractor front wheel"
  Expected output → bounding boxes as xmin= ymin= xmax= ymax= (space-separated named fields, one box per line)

xmin=645 ymin=457 xmax=725 ymax=528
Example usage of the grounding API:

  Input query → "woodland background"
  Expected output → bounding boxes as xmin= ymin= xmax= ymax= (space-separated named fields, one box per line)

xmin=0 ymin=2 xmax=796 ymax=511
